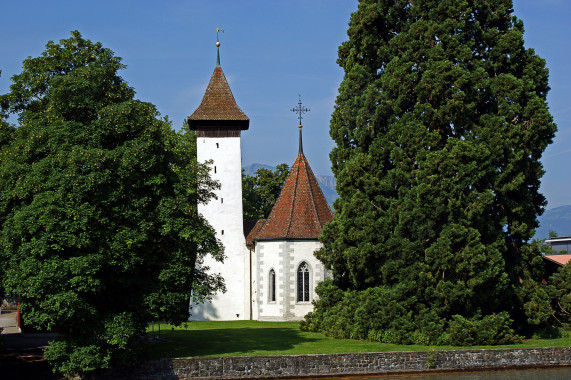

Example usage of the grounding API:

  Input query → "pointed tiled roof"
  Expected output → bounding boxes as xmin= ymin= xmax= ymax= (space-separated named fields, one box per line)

xmin=187 ymin=66 xmax=249 ymax=130
xmin=254 ymin=153 xmax=333 ymax=241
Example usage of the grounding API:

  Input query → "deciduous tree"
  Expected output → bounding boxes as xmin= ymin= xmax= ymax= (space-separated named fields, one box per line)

xmin=242 ymin=164 xmax=289 ymax=220
xmin=0 ymin=31 xmax=222 ymax=374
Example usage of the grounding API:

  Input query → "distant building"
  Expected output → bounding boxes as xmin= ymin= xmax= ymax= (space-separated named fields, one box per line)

xmin=546 ymin=235 xmax=571 ymax=255
xmin=542 ymin=236 xmax=571 ymax=279
xmin=187 ymin=41 xmax=333 ymax=321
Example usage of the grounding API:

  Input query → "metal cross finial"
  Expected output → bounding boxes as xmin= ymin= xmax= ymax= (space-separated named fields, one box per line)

xmin=291 ymin=94 xmax=310 ymax=154
xmin=291 ymin=94 xmax=310 ymax=127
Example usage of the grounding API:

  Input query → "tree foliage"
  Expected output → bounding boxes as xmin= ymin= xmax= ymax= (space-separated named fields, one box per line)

xmin=547 ymin=264 xmax=571 ymax=329
xmin=306 ymin=0 xmax=557 ymax=344
xmin=0 ymin=31 xmax=222 ymax=374
xmin=242 ymin=163 xmax=289 ymax=220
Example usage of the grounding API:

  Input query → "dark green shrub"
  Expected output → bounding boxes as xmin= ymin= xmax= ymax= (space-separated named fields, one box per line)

xmin=446 ymin=312 xmax=522 ymax=345
xmin=303 ymin=282 xmax=421 ymax=344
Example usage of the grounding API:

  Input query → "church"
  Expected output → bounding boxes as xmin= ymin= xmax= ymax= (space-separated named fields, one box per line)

xmin=187 ymin=41 xmax=333 ymax=321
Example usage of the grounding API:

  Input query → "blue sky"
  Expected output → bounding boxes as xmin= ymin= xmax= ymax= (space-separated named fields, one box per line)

xmin=1 ymin=1 xmax=569 ymax=209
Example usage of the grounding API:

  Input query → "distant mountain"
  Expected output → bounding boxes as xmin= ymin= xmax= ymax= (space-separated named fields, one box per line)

xmin=242 ymin=163 xmax=275 ymax=175
xmin=243 ymin=163 xmax=338 ymax=207
xmin=536 ymin=205 xmax=571 ymax=240
xmin=244 ymin=163 xmax=570 ymax=236
xmin=314 ymin=174 xmax=338 ymax=207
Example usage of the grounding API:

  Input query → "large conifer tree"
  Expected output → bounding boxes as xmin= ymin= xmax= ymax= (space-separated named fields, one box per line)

xmin=308 ymin=0 xmax=556 ymax=344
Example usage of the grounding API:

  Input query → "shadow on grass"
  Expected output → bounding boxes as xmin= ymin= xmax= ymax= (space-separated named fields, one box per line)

xmin=143 ymin=327 xmax=320 ymax=359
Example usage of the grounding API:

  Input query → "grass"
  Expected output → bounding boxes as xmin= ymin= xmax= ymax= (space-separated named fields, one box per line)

xmin=142 ymin=321 xmax=571 ymax=360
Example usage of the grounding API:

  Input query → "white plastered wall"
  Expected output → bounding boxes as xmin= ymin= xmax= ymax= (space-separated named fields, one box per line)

xmin=255 ymin=240 xmax=329 ymax=321
xmin=189 ymin=136 xmax=250 ymax=320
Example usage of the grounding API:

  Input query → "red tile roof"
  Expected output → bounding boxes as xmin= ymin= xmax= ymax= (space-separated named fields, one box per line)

xmin=543 ymin=254 xmax=571 ymax=266
xmin=254 ymin=153 xmax=333 ymax=241
xmin=187 ymin=66 xmax=249 ymax=129
xmin=245 ymin=219 xmax=266 ymax=248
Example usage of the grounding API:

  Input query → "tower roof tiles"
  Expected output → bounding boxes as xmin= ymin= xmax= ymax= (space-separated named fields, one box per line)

xmin=254 ymin=153 xmax=333 ymax=241
xmin=187 ymin=66 xmax=249 ymax=130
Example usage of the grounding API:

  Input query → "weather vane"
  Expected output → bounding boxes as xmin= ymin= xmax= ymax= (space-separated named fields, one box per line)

xmin=216 ymin=27 xmax=224 ymax=66
xmin=216 ymin=27 xmax=224 ymax=47
xmin=291 ymin=94 xmax=310 ymax=129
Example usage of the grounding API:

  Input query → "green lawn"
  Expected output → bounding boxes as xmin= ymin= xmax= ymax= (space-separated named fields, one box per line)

xmin=143 ymin=321 xmax=571 ymax=360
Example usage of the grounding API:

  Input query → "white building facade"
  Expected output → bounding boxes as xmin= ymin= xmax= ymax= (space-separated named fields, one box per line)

xmin=252 ymin=240 xmax=327 ymax=321
xmin=248 ymin=149 xmax=333 ymax=321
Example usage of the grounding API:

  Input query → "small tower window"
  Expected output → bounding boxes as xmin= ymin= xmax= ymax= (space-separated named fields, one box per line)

xmin=221 ymin=198 xmax=223 ymax=204
xmin=214 ymin=166 xmax=217 ymax=174
xmin=269 ymin=269 xmax=276 ymax=302
xmin=297 ymin=262 xmax=310 ymax=302
xmin=216 ymin=143 xmax=219 ymax=148
xmin=221 ymin=230 xmax=224 ymax=235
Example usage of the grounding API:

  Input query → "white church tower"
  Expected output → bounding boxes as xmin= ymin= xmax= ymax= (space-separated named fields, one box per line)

xmin=187 ymin=38 xmax=250 ymax=320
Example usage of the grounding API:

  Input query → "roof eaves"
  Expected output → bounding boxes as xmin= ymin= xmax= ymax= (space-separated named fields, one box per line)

xmin=543 ymin=254 xmax=571 ymax=266
xmin=546 ymin=236 xmax=571 ymax=243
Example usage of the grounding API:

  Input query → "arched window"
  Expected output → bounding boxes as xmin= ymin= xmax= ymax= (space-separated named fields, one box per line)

xmin=297 ymin=262 xmax=310 ymax=302
xmin=269 ymin=269 xmax=276 ymax=302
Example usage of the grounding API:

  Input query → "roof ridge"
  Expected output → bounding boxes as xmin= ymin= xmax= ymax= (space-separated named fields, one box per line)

xmin=302 ymin=154 xmax=322 ymax=228
xmin=285 ymin=154 xmax=301 ymax=237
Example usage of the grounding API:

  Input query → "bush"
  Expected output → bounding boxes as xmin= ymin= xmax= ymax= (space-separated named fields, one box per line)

xmin=446 ymin=312 xmax=522 ymax=345
xmin=531 ymin=326 xmax=562 ymax=339
xmin=303 ymin=281 xmax=525 ymax=346
xmin=302 ymin=282 xmax=425 ymax=344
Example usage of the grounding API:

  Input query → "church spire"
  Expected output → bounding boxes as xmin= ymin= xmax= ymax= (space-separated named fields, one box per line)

xmin=254 ymin=95 xmax=331 ymax=242
xmin=290 ymin=95 xmax=310 ymax=155
xmin=253 ymin=150 xmax=333 ymax=241
xmin=187 ymin=28 xmax=249 ymax=131
xmin=298 ymin=124 xmax=303 ymax=155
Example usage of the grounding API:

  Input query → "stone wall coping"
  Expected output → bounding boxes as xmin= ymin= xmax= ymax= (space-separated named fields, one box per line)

xmin=112 ymin=346 xmax=571 ymax=379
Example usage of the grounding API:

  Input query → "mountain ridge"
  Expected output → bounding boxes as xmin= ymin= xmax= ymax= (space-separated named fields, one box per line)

xmin=536 ymin=205 xmax=571 ymax=240
xmin=243 ymin=164 xmax=571 ymax=239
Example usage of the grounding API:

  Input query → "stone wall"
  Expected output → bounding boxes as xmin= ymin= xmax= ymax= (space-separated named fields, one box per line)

xmin=117 ymin=347 xmax=571 ymax=379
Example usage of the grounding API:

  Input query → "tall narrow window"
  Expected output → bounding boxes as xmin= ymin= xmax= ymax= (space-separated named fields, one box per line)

xmin=216 ymin=143 xmax=219 ymax=148
xmin=214 ymin=166 xmax=217 ymax=174
xmin=297 ymin=262 xmax=310 ymax=302
xmin=269 ymin=269 xmax=276 ymax=302
xmin=221 ymin=198 xmax=223 ymax=204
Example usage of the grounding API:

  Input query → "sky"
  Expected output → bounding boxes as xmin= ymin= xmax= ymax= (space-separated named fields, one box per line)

xmin=1 ymin=1 xmax=570 ymax=210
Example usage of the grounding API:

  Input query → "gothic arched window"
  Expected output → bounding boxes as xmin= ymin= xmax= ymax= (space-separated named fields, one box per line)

xmin=297 ymin=262 xmax=310 ymax=302
xmin=269 ymin=269 xmax=276 ymax=302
